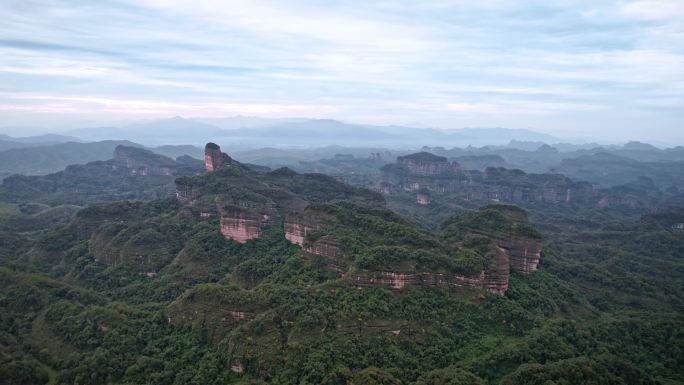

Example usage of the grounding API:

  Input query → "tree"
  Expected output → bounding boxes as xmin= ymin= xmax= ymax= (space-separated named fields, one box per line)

xmin=413 ymin=366 xmax=484 ymax=385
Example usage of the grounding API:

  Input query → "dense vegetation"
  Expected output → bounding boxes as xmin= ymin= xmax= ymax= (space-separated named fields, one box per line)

xmin=1 ymin=148 xmax=683 ymax=385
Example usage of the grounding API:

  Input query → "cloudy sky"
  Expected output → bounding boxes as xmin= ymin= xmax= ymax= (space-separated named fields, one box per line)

xmin=0 ymin=0 xmax=682 ymax=142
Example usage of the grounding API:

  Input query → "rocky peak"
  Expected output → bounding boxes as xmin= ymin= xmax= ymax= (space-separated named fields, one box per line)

xmin=204 ymin=142 xmax=236 ymax=172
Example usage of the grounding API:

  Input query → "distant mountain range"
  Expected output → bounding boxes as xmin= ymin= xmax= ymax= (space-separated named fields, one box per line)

xmin=2 ymin=118 xmax=683 ymax=187
xmin=0 ymin=140 xmax=143 ymax=179
xmin=44 ymin=116 xmax=566 ymax=147
xmin=0 ymin=133 xmax=81 ymax=152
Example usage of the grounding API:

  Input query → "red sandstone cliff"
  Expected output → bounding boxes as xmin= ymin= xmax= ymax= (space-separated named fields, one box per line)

xmin=220 ymin=206 xmax=269 ymax=243
xmin=283 ymin=210 xmax=506 ymax=293
xmin=204 ymin=142 xmax=237 ymax=172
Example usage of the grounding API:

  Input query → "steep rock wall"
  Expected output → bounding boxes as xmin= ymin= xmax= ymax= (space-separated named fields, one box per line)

xmin=351 ymin=270 xmax=486 ymax=291
xmin=399 ymin=158 xmax=458 ymax=176
xmin=483 ymin=248 xmax=510 ymax=294
xmin=284 ymin=213 xmax=322 ymax=245
xmin=204 ymin=142 xmax=235 ymax=172
xmin=498 ymin=236 xmax=542 ymax=273
xmin=220 ymin=208 xmax=266 ymax=243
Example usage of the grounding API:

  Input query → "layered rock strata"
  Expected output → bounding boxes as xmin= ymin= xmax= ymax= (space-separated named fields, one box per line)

xmin=284 ymin=208 xmax=516 ymax=294
xmin=499 ymin=236 xmax=542 ymax=273
xmin=351 ymin=270 xmax=486 ymax=290
xmin=397 ymin=152 xmax=460 ymax=176
xmin=284 ymin=213 xmax=322 ymax=245
xmin=381 ymin=152 xmax=595 ymax=205
xmin=220 ymin=207 xmax=268 ymax=243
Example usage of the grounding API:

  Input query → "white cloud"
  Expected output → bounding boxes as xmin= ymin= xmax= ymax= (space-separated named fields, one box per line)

xmin=136 ymin=0 xmax=433 ymax=53
xmin=0 ymin=0 xmax=682 ymax=141
xmin=620 ymin=0 xmax=684 ymax=20
xmin=0 ymin=93 xmax=340 ymax=117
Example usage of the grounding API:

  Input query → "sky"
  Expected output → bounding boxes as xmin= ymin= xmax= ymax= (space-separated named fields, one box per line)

xmin=0 ymin=0 xmax=682 ymax=143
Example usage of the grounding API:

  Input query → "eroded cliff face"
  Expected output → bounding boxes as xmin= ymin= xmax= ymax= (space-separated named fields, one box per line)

xmin=175 ymin=184 xmax=193 ymax=205
xmin=304 ymin=237 xmax=345 ymax=273
xmin=441 ymin=205 xmax=543 ymax=293
xmin=284 ymin=213 xmax=322 ymax=246
xmin=416 ymin=193 xmax=430 ymax=205
xmin=399 ymin=158 xmax=459 ymax=176
xmin=351 ymin=270 xmax=486 ymax=291
xmin=381 ymin=152 xmax=595 ymax=206
xmin=220 ymin=207 xmax=268 ymax=243
xmin=112 ymin=146 xmax=175 ymax=176
xmin=482 ymin=248 xmax=510 ymax=294
xmin=283 ymin=208 xmax=515 ymax=294
xmin=597 ymin=195 xmax=644 ymax=209
xmin=499 ymin=236 xmax=542 ymax=273
xmin=204 ymin=142 xmax=236 ymax=172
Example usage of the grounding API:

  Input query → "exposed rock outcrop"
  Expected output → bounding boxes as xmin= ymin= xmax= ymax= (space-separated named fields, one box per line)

xmin=175 ymin=184 xmax=193 ymax=205
xmin=417 ymin=191 xmax=430 ymax=205
xmin=112 ymin=145 xmax=176 ymax=176
xmin=381 ymin=152 xmax=595 ymax=206
xmin=177 ymin=144 xmax=384 ymax=243
xmin=220 ymin=207 xmax=268 ymax=243
xmin=284 ymin=213 xmax=322 ymax=246
xmin=283 ymin=203 xmax=541 ymax=295
xmin=482 ymin=248 xmax=510 ymax=294
xmin=304 ymin=237 xmax=345 ymax=273
xmin=204 ymin=142 xmax=236 ymax=172
xmin=499 ymin=236 xmax=542 ymax=273
xmin=397 ymin=152 xmax=460 ymax=176
xmin=351 ymin=270 xmax=486 ymax=291
xmin=442 ymin=204 xmax=543 ymax=292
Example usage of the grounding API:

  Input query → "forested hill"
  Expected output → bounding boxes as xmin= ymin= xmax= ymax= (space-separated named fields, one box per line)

xmin=0 ymin=143 xmax=682 ymax=385
xmin=0 ymin=145 xmax=203 ymax=205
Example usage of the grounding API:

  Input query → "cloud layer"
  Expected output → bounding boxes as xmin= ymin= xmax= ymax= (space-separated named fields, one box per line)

xmin=0 ymin=0 xmax=682 ymax=142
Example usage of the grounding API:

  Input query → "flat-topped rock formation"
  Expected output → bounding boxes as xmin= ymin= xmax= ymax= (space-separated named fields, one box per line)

xmin=397 ymin=152 xmax=460 ymax=176
xmin=380 ymin=152 xmax=594 ymax=205
xmin=283 ymin=202 xmax=542 ymax=295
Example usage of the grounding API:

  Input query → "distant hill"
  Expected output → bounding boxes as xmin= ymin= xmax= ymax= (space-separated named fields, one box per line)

xmin=195 ymin=115 xmax=308 ymax=129
xmin=216 ymin=120 xmax=563 ymax=148
xmin=61 ymin=116 xmax=566 ymax=148
xmin=0 ymin=140 xmax=142 ymax=179
xmin=0 ymin=145 xmax=202 ymax=205
xmin=556 ymin=152 xmax=684 ymax=187
xmin=0 ymin=133 xmax=81 ymax=152
xmin=151 ymin=144 xmax=204 ymax=160
xmin=0 ymin=133 xmax=81 ymax=143
xmin=68 ymin=117 xmax=225 ymax=145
